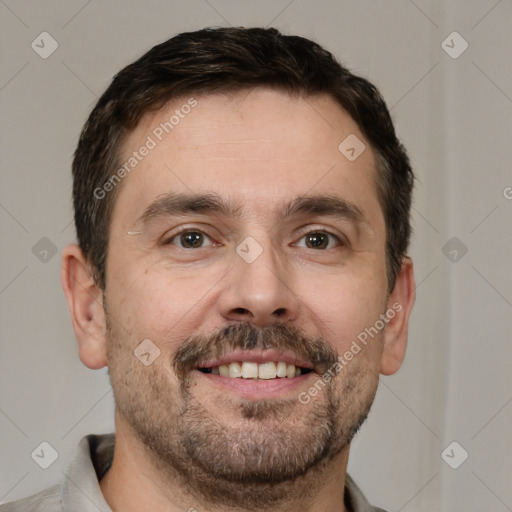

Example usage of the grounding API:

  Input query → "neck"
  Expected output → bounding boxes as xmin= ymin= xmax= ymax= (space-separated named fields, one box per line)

xmin=100 ymin=414 xmax=350 ymax=512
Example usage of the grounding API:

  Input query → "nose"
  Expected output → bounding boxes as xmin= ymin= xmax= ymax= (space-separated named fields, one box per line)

xmin=217 ymin=240 xmax=301 ymax=327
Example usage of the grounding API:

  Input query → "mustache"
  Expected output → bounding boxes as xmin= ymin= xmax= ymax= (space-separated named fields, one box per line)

xmin=173 ymin=322 xmax=339 ymax=380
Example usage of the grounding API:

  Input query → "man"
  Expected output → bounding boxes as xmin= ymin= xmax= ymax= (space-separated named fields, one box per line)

xmin=2 ymin=27 xmax=415 ymax=512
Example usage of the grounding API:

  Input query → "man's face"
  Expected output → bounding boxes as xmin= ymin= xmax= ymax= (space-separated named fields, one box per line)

xmin=103 ymin=89 xmax=390 ymax=504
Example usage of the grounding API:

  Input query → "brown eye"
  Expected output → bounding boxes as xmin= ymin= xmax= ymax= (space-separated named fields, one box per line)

xmin=305 ymin=233 xmax=329 ymax=249
xmin=296 ymin=231 xmax=341 ymax=250
xmin=168 ymin=231 xmax=212 ymax=248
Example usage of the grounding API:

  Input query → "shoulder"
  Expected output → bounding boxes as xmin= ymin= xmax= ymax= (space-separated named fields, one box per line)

xmin=0 ymin=484 xmax=62 ymax=512
xmin=0 ymin=433 xmax=114 ymax=512
xmin=345 ymin=473 xmax=390 ymax=512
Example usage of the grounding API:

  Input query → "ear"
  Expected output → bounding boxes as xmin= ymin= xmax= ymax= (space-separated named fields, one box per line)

xmin=380 ymin=257 xmax=415 ymax=375
xmin=61 ymin=244 xmax=107 ymax=369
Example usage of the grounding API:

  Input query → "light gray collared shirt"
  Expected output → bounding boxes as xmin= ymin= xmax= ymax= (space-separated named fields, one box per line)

xmin=0 ymin=434 xmax=387 ymax=512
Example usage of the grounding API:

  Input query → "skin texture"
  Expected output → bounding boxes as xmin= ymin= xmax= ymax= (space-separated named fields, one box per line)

xmin=62 ymin=88 xmax=415 ymax=512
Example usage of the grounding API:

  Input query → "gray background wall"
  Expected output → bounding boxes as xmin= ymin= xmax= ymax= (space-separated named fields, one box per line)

xmin=1 ymin=1 xmax=511 ymax=511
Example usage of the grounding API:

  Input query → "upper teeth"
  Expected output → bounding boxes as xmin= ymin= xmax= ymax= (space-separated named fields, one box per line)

xmin=214 ymin=361 xmax=302 ymax=379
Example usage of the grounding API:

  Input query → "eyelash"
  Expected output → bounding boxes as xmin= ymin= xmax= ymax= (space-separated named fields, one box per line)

xmin=294 ymin=230 xmax=343 ymax=249
xmin=163 ymin=229 xmax=216 ymax=248
xmin=162 ymin=227 xmax=344 ymax=249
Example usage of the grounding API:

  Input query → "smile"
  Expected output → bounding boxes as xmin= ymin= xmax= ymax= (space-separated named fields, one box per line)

xmin=199 ymin=361 xmax=314 ymax=379
xmin=195 ymin=348 xmax=316 ymax=390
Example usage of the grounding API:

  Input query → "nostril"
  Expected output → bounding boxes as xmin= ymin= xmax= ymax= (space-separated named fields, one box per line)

xmin=273 ymin=308 xmax=287 ymax=317
xmin=233 ymin=307 xmax=250 ymax=315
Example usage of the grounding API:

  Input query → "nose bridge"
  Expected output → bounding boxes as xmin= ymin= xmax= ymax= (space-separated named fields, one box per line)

xmin=238 ymin=236 xmax=283 ymax=293
xmin=219 ymin=234 xmax=300 ymax=324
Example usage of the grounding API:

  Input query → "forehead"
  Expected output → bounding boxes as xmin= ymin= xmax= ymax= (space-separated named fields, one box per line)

xmin=113 ymin=88 xmax=382 ymax=229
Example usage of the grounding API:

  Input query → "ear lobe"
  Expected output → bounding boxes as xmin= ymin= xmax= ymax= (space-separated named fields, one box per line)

xmin=61 ymin=244 xmax=107 ymax=370
xmin=380 ymin=257 xmax=415 ymax=376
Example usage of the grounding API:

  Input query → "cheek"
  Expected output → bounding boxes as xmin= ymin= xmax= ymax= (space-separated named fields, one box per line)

xmin=299 ymin=273 xmax=386 ymax=360
xmin=107 ymin=261 xmax=223 ymax=346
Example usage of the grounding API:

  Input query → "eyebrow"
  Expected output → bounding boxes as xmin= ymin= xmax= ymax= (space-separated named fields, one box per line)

xmin=138 ymin=192 xmax=367 ymax=227
xmin=278 ymin=194 xmax=366 ymax=225
xmin=139 ymin=192 xmax=244 ymax=225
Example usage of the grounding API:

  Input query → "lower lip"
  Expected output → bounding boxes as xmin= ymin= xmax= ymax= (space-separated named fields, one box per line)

xmin=195 ymin=370 xmax=316 ymax=400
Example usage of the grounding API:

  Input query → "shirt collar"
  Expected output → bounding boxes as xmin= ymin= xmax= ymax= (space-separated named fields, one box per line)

xmin=60 ymin=434 xmax=114 ymax=512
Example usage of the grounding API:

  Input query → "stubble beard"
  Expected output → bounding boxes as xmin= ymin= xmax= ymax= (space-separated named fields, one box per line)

xmin=106 ymin=321 xmax=379 ymax=510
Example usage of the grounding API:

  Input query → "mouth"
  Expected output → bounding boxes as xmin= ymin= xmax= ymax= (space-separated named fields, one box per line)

xmin=197 ymin=349 xmax=315 ymax=380
xmin=192 ymin=349 xmax=317 ymax=400
xmin=198 ymin=361 xmax=313 ymax=379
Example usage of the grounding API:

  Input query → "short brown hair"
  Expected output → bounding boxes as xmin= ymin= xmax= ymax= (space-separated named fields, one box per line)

xmin=72 ymin=27 xmax=414 ymax=292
